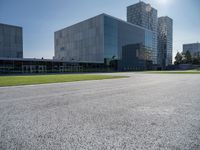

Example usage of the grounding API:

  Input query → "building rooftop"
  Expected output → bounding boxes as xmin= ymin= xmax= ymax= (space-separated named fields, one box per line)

xmin=127 ymin=1 xmax=157 ymax=11
xmin=183 ymin=42 xmax=200 ymax=45
xmin=0 ymin=23 xmax=22 ymax=29
xmin=55 ymin=13 xmax=153 ymax=33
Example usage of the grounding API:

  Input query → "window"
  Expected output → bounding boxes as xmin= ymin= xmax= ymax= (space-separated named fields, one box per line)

xmin=60 ymin=47 xmax=65 ymax=51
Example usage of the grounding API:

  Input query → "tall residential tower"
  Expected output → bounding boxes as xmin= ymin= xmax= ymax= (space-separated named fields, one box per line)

xmin=157 ymin=16 xmax=173 ymax=68
xmin=0 ymin=23 xmax=23 ymax=58
xmin=127 ymin=1 xmax=158 ymax=64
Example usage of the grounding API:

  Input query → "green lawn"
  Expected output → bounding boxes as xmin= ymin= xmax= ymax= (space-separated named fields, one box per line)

xmin=144 ymin=70 xmax=200 ymax=74
xmin=0 ymin=74 xmax=126 ymax=87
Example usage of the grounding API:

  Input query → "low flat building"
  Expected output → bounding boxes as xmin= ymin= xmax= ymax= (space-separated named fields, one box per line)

xmin=0 ymin=23 xmax=23 ymax=58
xmin=54 ymin=13 xmax=154 ymax=70
xmin=183 ymin=43 xmax=200 ymax=58
xmin=0 ymin=58 xmax=107 ymax=74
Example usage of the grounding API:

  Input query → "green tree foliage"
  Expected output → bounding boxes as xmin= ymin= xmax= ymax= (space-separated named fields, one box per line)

xmin=184 ymin=51 xmax=192 ymax=63
xmin=174 ymin=52 xmax=183 ymax=65
xmin=192 ymin=57 xmax=200 ymax=65
xmin=174 ymin=51 xmax=200 ymax=65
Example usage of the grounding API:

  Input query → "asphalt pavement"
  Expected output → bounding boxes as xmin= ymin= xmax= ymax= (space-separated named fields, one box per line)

xmin=0 ymin=73 xmax=200 ymax=150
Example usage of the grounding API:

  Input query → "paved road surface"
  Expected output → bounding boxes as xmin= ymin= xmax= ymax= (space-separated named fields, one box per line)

xmin=0 ymin=73 xmax=200 ymax=150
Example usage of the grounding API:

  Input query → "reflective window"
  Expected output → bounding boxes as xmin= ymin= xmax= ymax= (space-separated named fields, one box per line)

xmin=104 ymin=16 xmax=118 ymax=59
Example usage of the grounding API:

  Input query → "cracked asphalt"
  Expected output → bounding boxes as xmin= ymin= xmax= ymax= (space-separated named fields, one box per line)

xmin=0 ymin=73 xmax=200 ymax=150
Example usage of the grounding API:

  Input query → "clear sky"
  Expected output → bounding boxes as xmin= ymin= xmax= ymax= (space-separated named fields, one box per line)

xmin=0 ymin=0 xmax=200 ymax=60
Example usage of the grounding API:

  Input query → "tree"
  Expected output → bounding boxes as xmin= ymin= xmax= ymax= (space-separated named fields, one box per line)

xmin=192 ymin=58 xmax=199 ymax=65
xmin=174 ymin=52 xmax=183 ymax=65
xmin=184 ymin=51 xmax=192 ymax=63
xmin=192 ymin=55 xmax=200 ymax=65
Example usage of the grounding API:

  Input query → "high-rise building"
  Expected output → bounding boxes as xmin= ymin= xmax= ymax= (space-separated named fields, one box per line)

xmin=157 ymin=16 xmax=173 ymax=68
xmin=0 ymin=23 xmax=23 ymax=58
xmin=54 ymin=14 xmax=154 ymax=70
xmin=183 ymin=43 xmax=200 ymax=58
xmin=127 ymin=1 xmax=158 ymax=64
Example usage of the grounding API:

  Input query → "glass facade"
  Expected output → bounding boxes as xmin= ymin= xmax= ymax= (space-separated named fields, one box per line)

xmin=104 ymin=16 xmax=118 ymax=59
xmin=120 ymin=44 xmax=152 ymax=71
xmin=127 ymin=1 xmax=158 ymax=64
xmin=0 ymin=58 xmax=109 ymax=74
xmin=103 ymin=15 xmax=154 ymax=62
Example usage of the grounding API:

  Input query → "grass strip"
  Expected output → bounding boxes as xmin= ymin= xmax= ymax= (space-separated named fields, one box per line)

xmin=0 ymin=74 xmax=127 ymax=87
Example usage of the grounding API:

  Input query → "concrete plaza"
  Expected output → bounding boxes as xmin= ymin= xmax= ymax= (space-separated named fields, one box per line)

xmin=0 ymin=73 xmax=200 ymax=150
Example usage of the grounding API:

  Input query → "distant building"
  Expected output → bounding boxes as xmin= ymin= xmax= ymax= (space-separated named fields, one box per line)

xmin=0 ymin=23 xmax=23 ymax=58
xmin=54 ymin=14 xmax=154 ymax=70
xmin=183 ymin=43 xmax=200 ymax=58
xmin=157 ymin=16 xmax=173 ymax=68
xmin=127 ymin=1 xmax=158 ymax=64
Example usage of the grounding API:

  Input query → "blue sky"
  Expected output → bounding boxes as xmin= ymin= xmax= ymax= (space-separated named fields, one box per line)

xmin=0 ymin=0 xmax=200 ymax=60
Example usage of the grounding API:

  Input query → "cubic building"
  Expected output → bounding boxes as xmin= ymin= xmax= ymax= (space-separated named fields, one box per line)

xmin=0 ymin=23 xmax=23 ymax=58
xmin=54 ymin=14 xmax=154 ymax=71
xmin=183 ymin=43 xmax=200 ymax=58
xmin=157 ymin=16 xmax=173 ymax=68
xmin=127 ymin=1 xmax=158 ymax=64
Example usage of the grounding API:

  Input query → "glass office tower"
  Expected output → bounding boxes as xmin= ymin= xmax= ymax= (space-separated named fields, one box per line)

xmin=54 ymin=14 xmax=154 ymax=70
xmin=157 ymin=16 xmax=173 ymax=68
xmin=127 ymin=1 xmax=158 ymax=64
